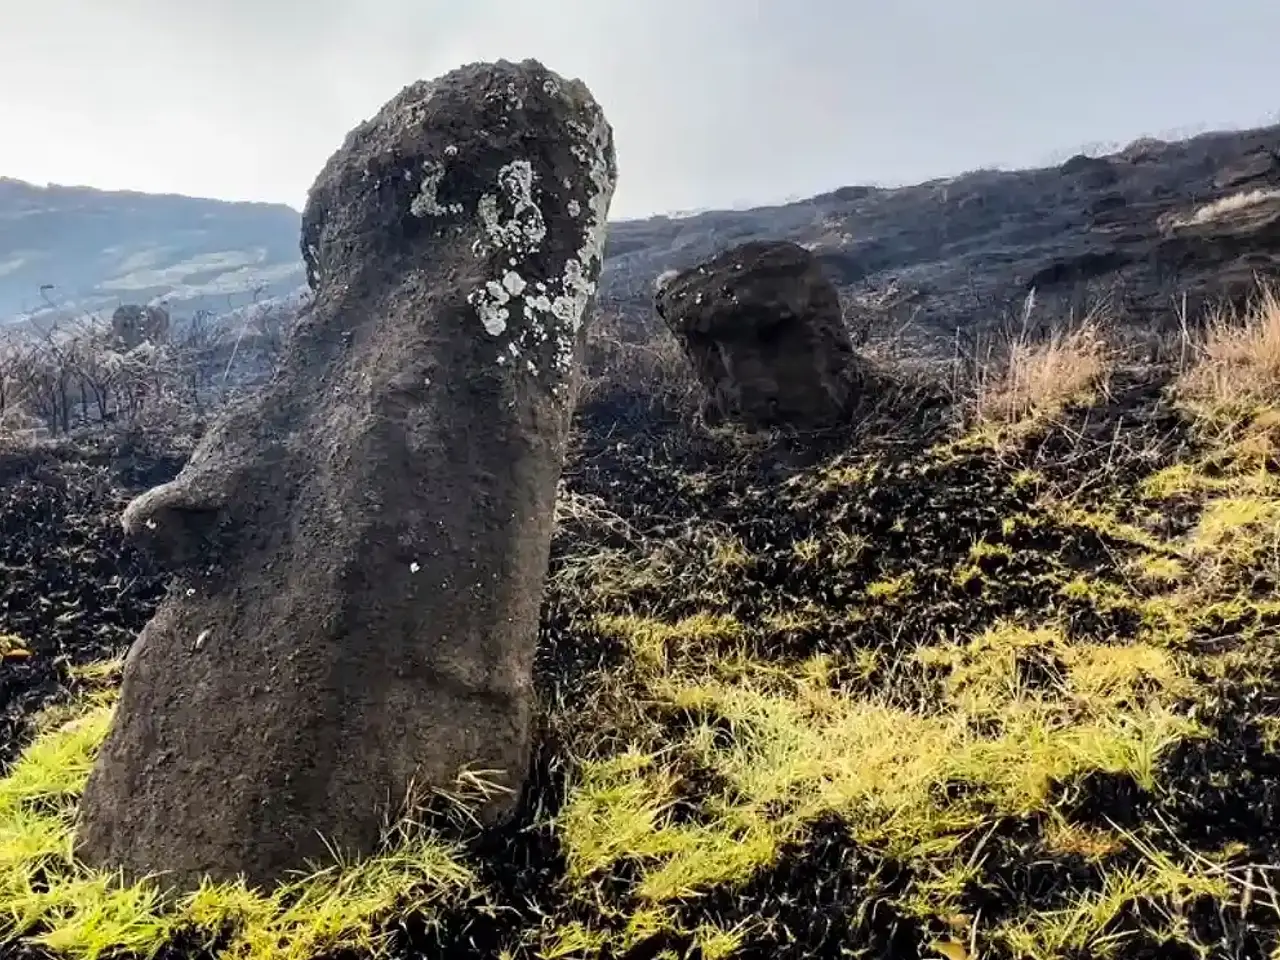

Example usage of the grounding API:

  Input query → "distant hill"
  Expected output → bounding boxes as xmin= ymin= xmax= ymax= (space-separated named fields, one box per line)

xmin=4 ymin=121 xmax=1280 ymax=342
xmin=0 ymin=178 xmax=304 ymax=324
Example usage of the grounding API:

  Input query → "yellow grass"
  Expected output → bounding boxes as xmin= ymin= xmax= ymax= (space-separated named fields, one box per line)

xmin=10 ymin=287 xmax=1280 ymax=958
xmin=970 ymin=319 xmax=1112 ymax=438
xmin=1176 ymin=287 xmax=1280 ymax=431
xmin=0 ymin=693 xmax=475 ymax=960
xmin=559 ymin=613 xmax=1204 ymax=939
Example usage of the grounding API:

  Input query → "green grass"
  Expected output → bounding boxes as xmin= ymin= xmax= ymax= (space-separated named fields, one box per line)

xmin=0 ymin=687 xmax=475 ymax=960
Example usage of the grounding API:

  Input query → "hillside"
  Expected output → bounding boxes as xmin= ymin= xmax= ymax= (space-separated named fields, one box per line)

xmin=4 ymin=123 xmax=1280 ymax=341
xmin=3 ymin=285 xmax=1280 ymax=958
xmin=0 ymin=179 xmax=304 ymax=324
xmin=603 ymin=125 xmax=1280 ymax=343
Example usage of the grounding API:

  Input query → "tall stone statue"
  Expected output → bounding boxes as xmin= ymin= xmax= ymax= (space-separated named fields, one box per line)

xmin=74 ymin=59 xmax=617 ymax=892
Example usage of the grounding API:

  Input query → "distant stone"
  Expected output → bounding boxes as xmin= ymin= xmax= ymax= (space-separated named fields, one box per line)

xmin=654 ymin=240 xmax=857 ymax=429
xmin=1059 ymin=154 xmax=1118 ymax=189
xmin=74 ymin=58 xmax=617 ymax=892
xmin=1118 ymin=137 xmax=1167 ymax=163
xmin=110 ymin=304 xmax=170 ymax=350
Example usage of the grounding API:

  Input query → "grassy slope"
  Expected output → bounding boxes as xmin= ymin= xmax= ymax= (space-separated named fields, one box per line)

xmin=3 ymin=298 xmax=1280 ymax=960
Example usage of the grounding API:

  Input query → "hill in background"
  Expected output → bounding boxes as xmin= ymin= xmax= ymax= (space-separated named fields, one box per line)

xmin=0 ymin=178 xmax=303 ymax=324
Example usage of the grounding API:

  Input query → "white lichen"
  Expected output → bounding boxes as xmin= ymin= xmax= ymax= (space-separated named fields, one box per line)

xmin=549 ymin=259 xmax=593 ymax=326
xmin=473 ymin=278 xmax=511 ymax=336
xmin=502 ymin=271 xmax=527 ymax=296
xmin=306 ymin=242 xmax=322 ymax=282
xmin=411 ymin=156 xmax=467 ymax=218
xmin=547 ymin=104 xmax=615 ymax=356
xmin=464 ymin=93 xmax=616 ymax=385
xmin=473 ymin=160 xmax=546 ymax=256
xmin=410 ymin=160 xmax=458 ymax=218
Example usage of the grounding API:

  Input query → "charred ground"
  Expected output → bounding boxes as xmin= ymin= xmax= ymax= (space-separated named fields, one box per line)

xmin=2 ymin=307 xmax=1280 ymax=960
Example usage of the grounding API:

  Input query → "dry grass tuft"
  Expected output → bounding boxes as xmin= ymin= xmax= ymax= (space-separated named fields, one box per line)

xmin=579 ymin=311 xmax=697 ymax=416
xmin=1175 ymin=286 xmax=1280 ymax=431
xmin=1173 ymin=187 xmax=1280 ymax=228
xmin=967 ymin=318 xmax=1113 ymax=438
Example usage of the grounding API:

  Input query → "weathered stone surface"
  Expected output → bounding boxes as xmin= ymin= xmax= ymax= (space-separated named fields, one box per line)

xmin=654 ymin=240 xmax=856 ymax=429
xmin=110 ymin=304 xmax=170 ymax=351
xmin=74 ymin=58 xmax=617 ymax=892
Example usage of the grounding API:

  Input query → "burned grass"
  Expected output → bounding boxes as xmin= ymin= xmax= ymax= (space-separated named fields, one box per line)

xmin=0 ymin=442 xmax=176 ymax=770
xmin=2 ymin=327 xmax=1280 ymax=959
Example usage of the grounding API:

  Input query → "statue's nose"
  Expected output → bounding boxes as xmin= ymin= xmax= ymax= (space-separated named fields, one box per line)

xmin=121 ymin=480 xmax=223 ymax=570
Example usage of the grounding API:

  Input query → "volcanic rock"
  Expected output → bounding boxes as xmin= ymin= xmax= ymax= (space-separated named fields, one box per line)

xmin=654 ymin=240 xmax=857 ymax=429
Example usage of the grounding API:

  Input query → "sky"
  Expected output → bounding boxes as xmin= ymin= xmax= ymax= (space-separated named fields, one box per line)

xmin=2 ymin=0 xmax=1279 ymax=221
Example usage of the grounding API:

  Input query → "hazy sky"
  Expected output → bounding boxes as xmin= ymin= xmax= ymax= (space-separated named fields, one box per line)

xmin=2 ymin=0 xmax=1279 ymax=220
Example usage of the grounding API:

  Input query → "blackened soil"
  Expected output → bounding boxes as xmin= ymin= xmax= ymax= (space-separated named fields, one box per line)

xmin=0 ymin=440 xmax=178 ymax=768
xmin=1159 ymin=681 xmax=1280 ymax=867
xmin=665 ymin=815 xmax=927 ymax=960
xmin=558 ymin=392 xmax=1164 ymax=676
xmin=4 ymin=379 xmax=1280 ymax=960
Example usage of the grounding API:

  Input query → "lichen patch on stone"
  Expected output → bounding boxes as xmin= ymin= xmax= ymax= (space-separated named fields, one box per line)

xmin=502 ymin=271 xmax=527 ymax=296
xmin=465 ymin=96 xmax=615 ymax=387
xmin=473 ymin=279 xmax=512 ymax=337
xmin=410 ymin=160 xmax=463 ymax=218
xmin=547 ymin=103 xmax=616 ymax=367
xmin=474 ymin=161 xmax=547 ymax=257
